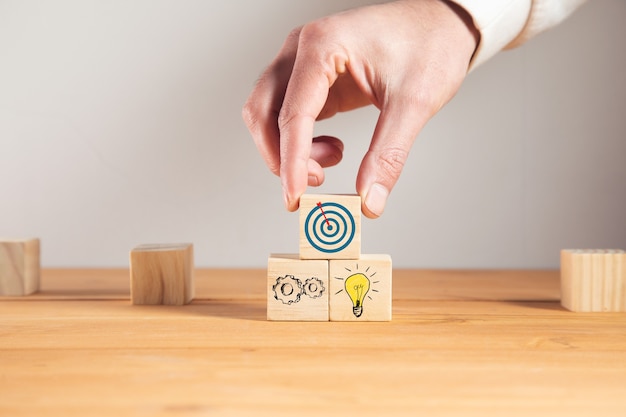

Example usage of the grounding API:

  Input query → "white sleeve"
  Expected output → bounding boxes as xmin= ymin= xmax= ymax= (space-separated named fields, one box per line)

xmin=449 ymin=0 xmax=587 ymax=70
xmin=507 ymin=0 xmax=588 ymax=49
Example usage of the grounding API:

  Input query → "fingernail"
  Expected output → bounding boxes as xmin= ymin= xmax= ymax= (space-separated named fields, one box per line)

xmin=364 ymin=183 xmax=389 ymax=217
xmin=308 ymin=175 xmax=319 ymax=187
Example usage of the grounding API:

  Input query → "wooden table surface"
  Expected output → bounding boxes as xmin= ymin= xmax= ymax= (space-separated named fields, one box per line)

xmin=1 ymin=269 xmax=625 ymax=416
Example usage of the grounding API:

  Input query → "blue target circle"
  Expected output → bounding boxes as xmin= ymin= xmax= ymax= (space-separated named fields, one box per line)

xmin=320 ymin=218 xmax=338 ymax=237
xmin=313 ymin=212 xmax=346 ymax=245
xmin=305 ymin=202 xmax=355 ymax=253
xmin=320 ymin=217 xmax=341 ymax=239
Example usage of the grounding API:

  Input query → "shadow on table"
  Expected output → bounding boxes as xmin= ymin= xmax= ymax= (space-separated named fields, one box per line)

xmin=183 ymin=299 xmax=267 ymax=321
xmin=505 ymin=300 xmax=567 ymax=312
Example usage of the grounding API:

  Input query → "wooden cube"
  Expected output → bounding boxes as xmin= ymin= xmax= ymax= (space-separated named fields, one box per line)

xmin=329 ymin=254 xmax=392 ymax=321
xmin=267 ymin=254 xmax=329 ymax=321
xmin=0 ymin=238 xmax=40 ymax=296
xmin=299 ymin=194 xmax=361 ymax=260
xmin=130 ymin=243 xmax=194 ymax=305
xmin=561 ymin=249 xmax=625 ymax=312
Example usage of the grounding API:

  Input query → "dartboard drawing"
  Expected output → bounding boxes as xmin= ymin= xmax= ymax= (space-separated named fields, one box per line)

xmin=304 ymin=201 xmax=355 ymax=254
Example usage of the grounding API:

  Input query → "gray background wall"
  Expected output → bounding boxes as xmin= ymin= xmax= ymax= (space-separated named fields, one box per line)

xmin=1 ymin=0 xmax=624 ymax=268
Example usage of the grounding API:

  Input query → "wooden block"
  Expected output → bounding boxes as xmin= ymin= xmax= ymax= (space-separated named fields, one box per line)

xmin=267 ymin=254 xmax=329 ymax=321
xmin=130 ymin=243 xmax=194 ymax=305
xmin=329 ymin=254 xmax=392 ymax=321
xmin=0 ymin=238 xmax=40 ymax=296
xmin=299 ymin=194 xmax=361 ymax=260
xmin=561 ymin=249 xmax=625 ymax=312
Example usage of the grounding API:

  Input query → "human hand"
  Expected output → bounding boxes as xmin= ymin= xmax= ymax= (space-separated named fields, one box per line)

xmin=242 ymin=0 xmax=479 ymax=218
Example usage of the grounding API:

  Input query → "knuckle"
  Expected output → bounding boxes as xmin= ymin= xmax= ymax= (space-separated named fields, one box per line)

xmin=241 ymin=100 xmax=258 ymax=129
xmin=298 ymin=20 xmax=328 ymax=43
xmin=267 ymin=160 xmax=280 ymax=176
xmin=397 ymin=88 xmax=437 ymax=114
xmin=375 ymin=147 xmax=409 ymax=182
xmin=242 ymin=101 xmax=281 ymax=177
xmin=298 ymin=17 xmax=345 ymax=52
xmin=277 ymin=107 xmax=294 ymax=131
xmin=286 ymin=26 xmax=303 ymax=44
xmin=277 ymin=106 xmax=307 ymax=133
xmin=416 ymin=89 xmax=438 ymax=111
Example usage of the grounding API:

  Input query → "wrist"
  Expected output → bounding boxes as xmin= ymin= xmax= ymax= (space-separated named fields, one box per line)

xmin=441 ymin=0 xmax=481 ymax=63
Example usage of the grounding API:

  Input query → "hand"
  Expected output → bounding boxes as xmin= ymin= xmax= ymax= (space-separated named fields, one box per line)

xmin=242 ymin=0 xmax=479 ymax=218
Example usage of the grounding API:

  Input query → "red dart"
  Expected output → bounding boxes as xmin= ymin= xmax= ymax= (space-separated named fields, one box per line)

xmin=316 ymin=202 xmax=331 ymax=229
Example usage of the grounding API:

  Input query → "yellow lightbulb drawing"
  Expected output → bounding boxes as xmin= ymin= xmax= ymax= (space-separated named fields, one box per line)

xmin=344 ymin=273 xmax=370 ymax=317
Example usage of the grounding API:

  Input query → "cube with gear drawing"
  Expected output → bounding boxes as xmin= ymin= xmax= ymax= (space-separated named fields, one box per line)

xmin=267 ymin=254 xmax=329 ymax=321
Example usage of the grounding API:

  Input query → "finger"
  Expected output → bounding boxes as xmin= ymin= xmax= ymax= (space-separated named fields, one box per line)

xmin=278 ymin=24 xmax=348 ymax=210
xmin=307 ymin=158 xmax=324 ymax=187
xmin=307 ymin=137 xmax=344 ymax=187
xmin=356 ymin=99 xmax=430 ymax=218
xmin=242 ymin=28 xmax=301 ymax=176
xmin=310 ymin=136 xmax=344 ymax=168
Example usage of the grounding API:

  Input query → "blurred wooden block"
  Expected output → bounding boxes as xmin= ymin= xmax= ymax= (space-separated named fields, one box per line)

xmin=299 ymin=194 xmax=361 ymax=260
xmin=329 ymin=254 xmax=392 ymax=321
xmin=561 ymin=249 xmax=625 ymax=312
xmin=0 ymin=238 xmax=40 ymax=296
xmin=267 ymin=254 xmax=329 ymax=321
xmin=130 ymin=243 xmax=194 ymax=305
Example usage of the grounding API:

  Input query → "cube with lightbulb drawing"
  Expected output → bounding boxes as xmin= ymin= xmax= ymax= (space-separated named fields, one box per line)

xmin=329 ymin=254 xmax=392 ymax=321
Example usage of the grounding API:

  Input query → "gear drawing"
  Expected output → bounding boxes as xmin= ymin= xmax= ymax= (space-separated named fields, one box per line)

xmin=303 ymin=277 xmax=325 ymax=299
xmin=273 ymin=275 xmax=302 ymax=305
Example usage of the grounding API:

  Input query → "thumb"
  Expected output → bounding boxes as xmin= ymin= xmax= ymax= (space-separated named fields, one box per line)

xmin=356 ymin=100 xmax=429 ymax=218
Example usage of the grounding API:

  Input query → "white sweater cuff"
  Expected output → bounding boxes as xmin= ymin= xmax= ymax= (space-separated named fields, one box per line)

xmin=448 ymin=0 xmax=532 ymax=70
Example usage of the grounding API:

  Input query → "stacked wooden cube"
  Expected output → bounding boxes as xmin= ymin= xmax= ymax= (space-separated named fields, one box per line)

xmin=267 ymin=194 xmax=392 ymax=321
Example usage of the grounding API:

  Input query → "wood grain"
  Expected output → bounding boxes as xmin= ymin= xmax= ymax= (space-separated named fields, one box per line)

xmin=1 ymin=268 xmax=625 ymax=416
xmin=130 ymin=243 xmax=194 ymax=305
xmin=0 ymin=238 xmax=40 ymax=296
xmin=561 ymin=249 xmax=625 ymax=312
xmin=1 ymin=268 xmax=561 ymax=301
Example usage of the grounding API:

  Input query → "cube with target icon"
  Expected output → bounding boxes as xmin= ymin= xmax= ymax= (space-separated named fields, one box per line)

xmin=299 ymin=194 xmax=361 ymax=260
xmin=267 ymin=254 xmax=329 ymax=321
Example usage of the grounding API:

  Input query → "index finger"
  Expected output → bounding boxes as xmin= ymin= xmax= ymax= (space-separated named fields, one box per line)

xmin=278 ymin=24 xmax=348 ymax=211
xmin=242 ymin=29 xmax=301 ymax=177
